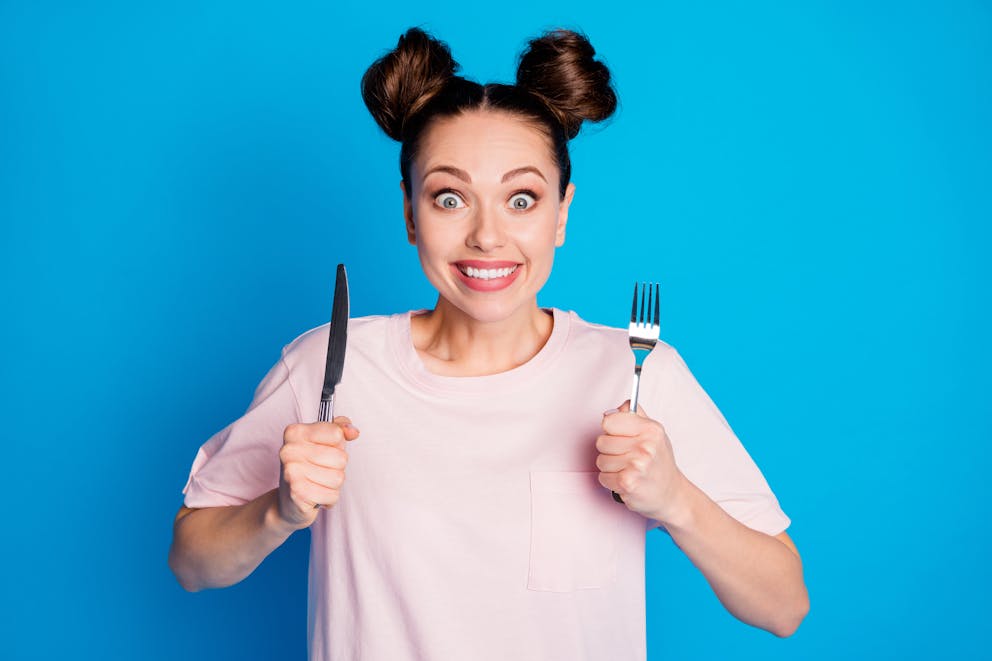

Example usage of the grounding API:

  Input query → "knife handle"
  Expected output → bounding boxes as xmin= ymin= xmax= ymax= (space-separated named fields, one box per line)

xmin=318 ymin=395 xmax=334 ymax=423
xmin=314 ymin=396 xmax=335 ymax=510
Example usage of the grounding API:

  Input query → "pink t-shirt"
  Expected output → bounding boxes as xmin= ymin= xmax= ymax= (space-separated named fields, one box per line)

xmin=182 ymin=308 xmax=790 ymax=660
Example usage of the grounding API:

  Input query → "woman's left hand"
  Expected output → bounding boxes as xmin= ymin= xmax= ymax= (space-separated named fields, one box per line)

xmin=596 ymin=400 xmax=687 ymax=524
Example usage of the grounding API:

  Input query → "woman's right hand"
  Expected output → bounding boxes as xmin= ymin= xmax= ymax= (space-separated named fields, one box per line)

xmin=277 ymin=417 xmax=360 ymax=529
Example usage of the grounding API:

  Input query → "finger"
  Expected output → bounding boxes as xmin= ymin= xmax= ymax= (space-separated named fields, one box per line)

xmin=303 ymin=465 xmax=345 ymax=491
xmin=595 ymin=433 xmax=640 ymax=456
xmin=306 ymin=421 xmax=348 ymax=447
xmin=595 ymin=450 xmax=645 ymax=473
xmin=332 ymin=416 xmax=362 ymax=440
xmin=293 ymin=480 xmax=340 ymax=510
xmin=597 ymin=471 xmax=625 ymax=495
xmin=602 ymin=410 xmax=659 ymax=436
xmin=305 ymin=445 xmax=348 ymax=470
xmin=615 ymin=399 xmax=649 ymax=417
xmin=595 ymin=452 xmax=624 ymax=473
xmin=599 ymin=467 xmax=643 ymax=495
xmin=598 ymin=446 xmax=656 ymax=473
xmin=284 ymin=422 xmax=346 ymax=446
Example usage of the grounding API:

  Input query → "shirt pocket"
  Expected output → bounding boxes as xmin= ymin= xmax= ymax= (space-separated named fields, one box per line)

xmin=527 ymin=470 xmax=621 ymax=592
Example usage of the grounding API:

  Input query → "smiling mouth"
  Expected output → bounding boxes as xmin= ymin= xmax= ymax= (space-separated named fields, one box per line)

xmin=456 ymin=264 xmax=520 ymax=280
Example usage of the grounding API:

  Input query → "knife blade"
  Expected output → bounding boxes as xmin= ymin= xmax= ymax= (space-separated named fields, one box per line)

xmin=318 ymin=263 xmax=349 ymax=422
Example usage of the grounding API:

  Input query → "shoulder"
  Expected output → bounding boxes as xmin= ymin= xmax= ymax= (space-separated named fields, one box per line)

xmin=561 ymin=309 xmax=626 ymax=346
xmin=562 ymin=308 xmax=678 ymax=363
xmin=279 ymin=313 xmax=399 ymax=369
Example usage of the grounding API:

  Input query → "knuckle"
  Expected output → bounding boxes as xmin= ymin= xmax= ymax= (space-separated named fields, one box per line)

xmin=280 ymin=450 xmax=299 ymax=469
xmin=325 ymin=469 xmax=344 ymax=489
xmin=326 ymin=448 xmax=346 ymax=468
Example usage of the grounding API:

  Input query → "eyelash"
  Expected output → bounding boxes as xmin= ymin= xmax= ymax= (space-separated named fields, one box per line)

xmin=430 ymin=188 xmax=541 ymax=209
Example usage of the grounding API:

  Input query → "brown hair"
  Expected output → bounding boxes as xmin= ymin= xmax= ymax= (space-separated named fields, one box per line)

xmin=361 ymin=27 xmax=618 ymax=199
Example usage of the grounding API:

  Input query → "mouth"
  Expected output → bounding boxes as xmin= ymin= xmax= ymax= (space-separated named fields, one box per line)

xmin=456 ymin=264 xmax=520 ymax=280
xmin=451 ymin=260 xmax=523 ymax=291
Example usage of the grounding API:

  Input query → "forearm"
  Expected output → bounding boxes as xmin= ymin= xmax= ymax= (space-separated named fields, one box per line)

xmin=168 ymin=488 xmax=298 ymax=592
xmin=658 ymin=476 xmax=809 ymax=637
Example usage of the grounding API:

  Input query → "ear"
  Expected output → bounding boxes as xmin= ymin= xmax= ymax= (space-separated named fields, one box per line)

xmin=554 ymin=182 xmax=575 ymax=247
xmin=401 ymin=179 xmax=416 ymax=245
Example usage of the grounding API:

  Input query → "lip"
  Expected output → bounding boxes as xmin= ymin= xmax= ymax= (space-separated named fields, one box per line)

xmin=454 ymin=260 xmax=521 ymax=269
xmin=451 ymin=261 xmax=523 ymax=292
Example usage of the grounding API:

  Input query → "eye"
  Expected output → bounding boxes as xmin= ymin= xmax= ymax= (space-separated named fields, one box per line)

xmin=434 ymin=190 xmax=466 ymax=210
xmin=508 ymin=191 xmax=537 ymax=211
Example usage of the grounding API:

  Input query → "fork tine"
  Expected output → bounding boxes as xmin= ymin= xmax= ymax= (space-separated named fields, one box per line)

xmin=639 ymin=283 xmax=646 ymax=326
xmin=631 ymin=283 xmax=638 ymax=324
xmin=653 ymin=283 xmax=660 ymax=327
xmin=646 ymin=282 xmax=653 ymax=327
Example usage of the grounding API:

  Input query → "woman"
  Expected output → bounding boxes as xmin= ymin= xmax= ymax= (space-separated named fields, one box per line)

xmin=169 ymin=27 xmax=809 ymax=660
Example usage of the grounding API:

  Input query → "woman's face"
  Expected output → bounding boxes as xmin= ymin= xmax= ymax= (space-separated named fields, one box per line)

xmin=402 ymin=110 xmax=575 ymax=324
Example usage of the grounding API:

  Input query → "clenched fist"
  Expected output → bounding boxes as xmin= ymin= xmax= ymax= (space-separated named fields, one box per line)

xmin=277 ymin=417 xmax=360 ymax=529
xmin=596 ymin=400 xmax=688 ymax=524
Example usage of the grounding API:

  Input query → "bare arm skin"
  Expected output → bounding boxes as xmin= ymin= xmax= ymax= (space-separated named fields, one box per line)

xmin=659 ymin=477 xmax=809 ymax=637
xmin=169 ymin=418 xmax=360 ymax=592
xmin=597 ymin=402 xmax=809 ymax=637
xmin=168 ymin=489 xmax=297 ymax=592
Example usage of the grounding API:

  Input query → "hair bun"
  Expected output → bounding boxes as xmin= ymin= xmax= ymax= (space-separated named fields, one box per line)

xmin=361 ymin=27 xmax=460 ymax=142
xmin=515 ymin=29 xmax=617 ymax=139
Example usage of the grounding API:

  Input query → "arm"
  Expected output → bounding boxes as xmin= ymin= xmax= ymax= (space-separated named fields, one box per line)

xmin=169 ymin=418 xmax=360 ymax=592
xmin=168 ymin=488 xmax=298 ymax=592
xmin=658 ymin=475 xmax=809 ymax=637
xmin=597 ymin=402 xmax=809 ymax=637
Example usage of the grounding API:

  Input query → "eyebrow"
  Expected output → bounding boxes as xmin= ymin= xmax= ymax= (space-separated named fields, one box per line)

xmin=422 ymin=165 xmax=548 ymax=184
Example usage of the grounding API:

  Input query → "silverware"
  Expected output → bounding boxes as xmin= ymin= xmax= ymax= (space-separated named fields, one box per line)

xmin=613 ymin=282 xmax=661 ymax=504
xmin=628 ymin=282 xmax=660 ymax=413
xmin=319 ymin=263 xmax=350 ymax=422
xmin=314 ymin=264 xmax=349 ymax=510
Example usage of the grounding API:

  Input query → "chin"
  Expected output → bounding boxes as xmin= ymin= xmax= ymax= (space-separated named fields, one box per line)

xmin=450 ymin=297 xmax=525 ymax=324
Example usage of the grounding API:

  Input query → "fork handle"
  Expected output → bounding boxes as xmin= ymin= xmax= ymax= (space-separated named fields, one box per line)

xmin=613 ymin=365 xmax=644 ymax=505
xmin=630 ymin=364 xmax=642 ymax=414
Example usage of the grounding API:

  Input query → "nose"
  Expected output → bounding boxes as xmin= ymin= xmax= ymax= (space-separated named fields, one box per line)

xmin=465 ymin=206 xmax=506 ymax=252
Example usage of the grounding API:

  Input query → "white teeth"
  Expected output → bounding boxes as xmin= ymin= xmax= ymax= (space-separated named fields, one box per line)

xmin=462 ymin=265 xmax=518 ymax=280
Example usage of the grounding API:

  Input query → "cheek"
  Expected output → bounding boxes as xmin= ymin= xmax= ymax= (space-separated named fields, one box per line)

xmin=411 ymin=215 xmax=454 ymax=259
xmin=521 ymin=210 xmax=562 ymax=250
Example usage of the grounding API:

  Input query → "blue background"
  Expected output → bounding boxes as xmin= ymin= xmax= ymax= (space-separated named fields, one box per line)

xmin=2 ymin=1 xmax=989 ymax=658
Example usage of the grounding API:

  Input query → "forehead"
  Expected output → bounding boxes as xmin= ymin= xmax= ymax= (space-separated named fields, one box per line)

xmin=415 ymin=110 xmax=557 ymax=178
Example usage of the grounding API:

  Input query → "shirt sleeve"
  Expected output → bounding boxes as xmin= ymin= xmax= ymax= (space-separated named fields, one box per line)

xmin=181 ymin=350 xmax=302 ymax=508
xmin=638 ymin=343 xmax=791 ymax=536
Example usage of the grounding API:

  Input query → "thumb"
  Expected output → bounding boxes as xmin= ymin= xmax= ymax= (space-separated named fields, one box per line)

xmin=619 ymin=399 xmax=649 ymax=417
xmin=333 ymin=415 xmax=361 ymax=441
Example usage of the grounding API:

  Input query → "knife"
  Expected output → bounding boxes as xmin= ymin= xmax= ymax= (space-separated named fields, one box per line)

xmin=318 ymin=263 xmax=349 ymax=423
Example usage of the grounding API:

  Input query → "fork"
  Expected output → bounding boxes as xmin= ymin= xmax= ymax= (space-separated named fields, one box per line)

xmin=612 ymin=282 xmax=661 ymax=504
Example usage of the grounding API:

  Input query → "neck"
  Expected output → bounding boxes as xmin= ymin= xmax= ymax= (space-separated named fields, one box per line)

xmin=411 ymin=297 xmax=554 ymax=377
